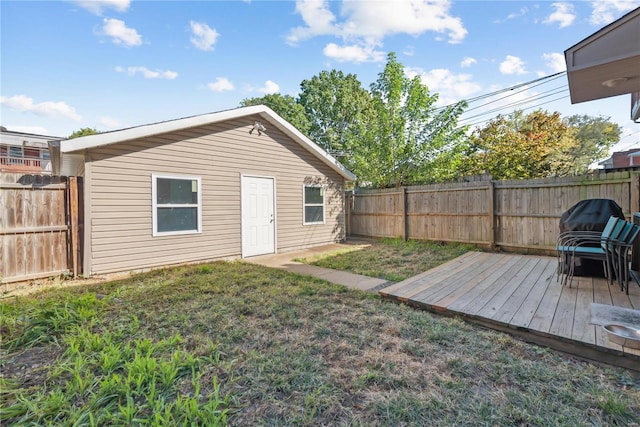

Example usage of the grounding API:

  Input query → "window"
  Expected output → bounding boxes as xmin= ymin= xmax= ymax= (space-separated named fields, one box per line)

xmin=152 ymin=174 xmax=202 ymax=236
xmin=303 ymin=185 xmax=324 ymax=224
xmin=8 ymin=146 xmax=23 ymax=164
xmin=23 ymin=148 xmax=40 ymax=159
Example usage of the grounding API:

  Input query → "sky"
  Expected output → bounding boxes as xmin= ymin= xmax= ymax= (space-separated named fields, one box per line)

xmin=1 ymin=0 xmax=639 ymax=158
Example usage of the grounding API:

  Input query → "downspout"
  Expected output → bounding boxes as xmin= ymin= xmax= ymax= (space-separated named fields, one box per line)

xmin=47 ymin=140 xmax=62 ymax=176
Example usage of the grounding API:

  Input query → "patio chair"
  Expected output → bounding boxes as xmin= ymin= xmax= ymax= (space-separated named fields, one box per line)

xmin=610 ymin=223 xmax=640 ymax=294
xmin=556 ymin=216 xmax=625 ymax=287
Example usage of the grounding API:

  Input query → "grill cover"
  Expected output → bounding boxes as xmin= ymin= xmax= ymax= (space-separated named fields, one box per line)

xmin=559 ymin=199 xmax=625 ymax=233
xmin=559 ymin=199 xmax=625 ymax=276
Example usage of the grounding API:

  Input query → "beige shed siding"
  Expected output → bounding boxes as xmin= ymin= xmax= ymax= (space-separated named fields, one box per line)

xmin=85 ymin=116 xmax=345 ymax=275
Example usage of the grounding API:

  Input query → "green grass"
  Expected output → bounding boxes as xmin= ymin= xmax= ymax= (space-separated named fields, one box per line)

xmin=300 ymin=238 xmax=476 ymax=281
xmin=1 ymin=260 xmax=639 ymax=426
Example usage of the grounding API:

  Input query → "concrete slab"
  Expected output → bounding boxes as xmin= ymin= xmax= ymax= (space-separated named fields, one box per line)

xmin=243 ymin=242 xmax=389 ymax=292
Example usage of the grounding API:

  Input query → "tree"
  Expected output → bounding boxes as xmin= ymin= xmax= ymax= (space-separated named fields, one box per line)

xmin=563 ymin=115 xmax=621 ymax=174
xmin=68 ymin=127 xmax=99 ymax=139
xmin=298 ymin=70 xmax=373 ymax=157
xmin=361 ymin=53 xmax=467 ymax=187
xmin=463 ymin=110 xmax=577 ymax=179
xmin=239 ymin=93 xmax=310 ymax=136
xmin=462 ymin=110 xmax=622 ymax=179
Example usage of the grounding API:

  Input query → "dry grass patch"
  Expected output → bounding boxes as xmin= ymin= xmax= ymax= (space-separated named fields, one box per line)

xmin=299 ymin=238 xmax=475 ymax=282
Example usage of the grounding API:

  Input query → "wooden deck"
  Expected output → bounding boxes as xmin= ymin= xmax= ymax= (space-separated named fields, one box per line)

xmin=379 ymin=252 xmax=640 ymax=372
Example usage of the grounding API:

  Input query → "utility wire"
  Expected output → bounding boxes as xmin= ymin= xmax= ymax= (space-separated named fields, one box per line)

xmin=436 ymin=71 xmax=567 ymax=112
xmin=460 ymin=95 xmax=572 ymax=128
xmin=460 ymin=88 xmax=568 ymax=122
xmin=459 ymin=87 xmax=569 ymax=123
xmin=462 ymin=81 xmax=567 ymax=114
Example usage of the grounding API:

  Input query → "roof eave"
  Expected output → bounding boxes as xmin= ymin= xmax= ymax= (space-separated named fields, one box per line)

xmin=564 ymin=7 xmax=640 ymax=104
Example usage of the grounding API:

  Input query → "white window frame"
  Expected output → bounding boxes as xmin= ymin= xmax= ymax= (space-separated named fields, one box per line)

xmin=152 ymin=173 xmax=202 ymax=237
xmin=303 ymin=184 xmax=325 ymax=225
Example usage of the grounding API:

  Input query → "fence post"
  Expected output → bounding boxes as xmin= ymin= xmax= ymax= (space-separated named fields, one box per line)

xmin=400 ymin=187 xmax=407 ymax=241
xmin=345 ymin=191 xmax=351 ymax=238
xmin=69 ymin=176 xmax=79 ymax=277
xmin=488 ymin=180 xmax=496 ymax=249
xmin=631 ymin=172 xmax=640 ymax=214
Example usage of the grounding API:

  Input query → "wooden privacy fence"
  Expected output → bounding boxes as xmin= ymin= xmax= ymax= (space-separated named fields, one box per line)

xmin=347 ymin=171 xmax=640 ymax=254
xmin=1 ymin=173 xmax=82 ymax=283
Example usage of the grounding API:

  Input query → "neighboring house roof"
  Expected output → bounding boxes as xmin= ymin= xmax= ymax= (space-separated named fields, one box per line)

xmin=0 ymin=129 xmax=63 ymax=148
xmin=60 ymin=105 xmax=356 ymax=181
xmin=599 ymin=148 xmax=640 ymax=168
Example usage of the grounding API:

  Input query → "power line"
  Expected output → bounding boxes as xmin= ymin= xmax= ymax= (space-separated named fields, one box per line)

xmin=459 ymin=94 xmax=571 ymax=129
xmin=461 ymin=80 xmax=567 ymax=115
xmin=436 ymin=71 xmax=567 ymax=112
xmin=459 ymin=87 xmax=569 ymax=124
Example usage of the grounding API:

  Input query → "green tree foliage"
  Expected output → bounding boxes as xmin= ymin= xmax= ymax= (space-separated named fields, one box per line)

xmin=463 ymin=110 xmax=622 ymax=179
xmin=240 ymin=93 xmax=310 ymax=136
xmin=463 ymin=110 xmax=578 ymax=179
xmin=68 ymin=127 xmax=99 ymax=139
xmin=563 ymin=114 xmax=621 ymax=174
xmin=237 ymin=54 xmax=469 ymax=187
xmin=298 ymin=70 xmax=373 ymax=157
xmin=362 ymin=53 xmax=467 ymax=187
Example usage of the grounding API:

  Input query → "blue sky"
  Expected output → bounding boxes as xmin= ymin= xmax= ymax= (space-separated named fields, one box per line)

xmin=1 ymin=0 xmax=639 ymax=156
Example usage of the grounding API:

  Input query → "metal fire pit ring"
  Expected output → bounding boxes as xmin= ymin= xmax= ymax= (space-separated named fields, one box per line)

xmin=603 ymin=324 xmax=640 ymax=349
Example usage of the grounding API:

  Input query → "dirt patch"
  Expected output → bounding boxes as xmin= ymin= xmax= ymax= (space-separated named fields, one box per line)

xmin=2 ymin=345 xmax=63 ymax=389
xmin=1 ymin=274 xmax=125 ymax=299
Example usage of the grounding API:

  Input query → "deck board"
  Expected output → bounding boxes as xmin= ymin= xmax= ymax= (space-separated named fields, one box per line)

xmin=508 ymin=259 xmax=557 ymax=328
xmin=379 ymin=252 xmax=640 ymax=372
xmin=574 ymin=276 xmax=596 ymax=345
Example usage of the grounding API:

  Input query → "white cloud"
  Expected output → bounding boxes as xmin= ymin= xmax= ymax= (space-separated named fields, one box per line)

xmin=589 ymin=1 xmax=640 ymax=25
xmin=71 ymin=0 xmax=130 ymax=15
xmin=102 ymin=18 xmax=142 ymax=47
xmin=287 ymin=0 xmax=467 ymax=59
xmin=207 ymin=77 xmax=234 ymax=92
xmin=507 ymin=7 xmax=529 ymax=20
xmin=258 ymin=80 xmax=280 ymax=94
xmin=287 ymin=0 xmax=338 ymax=44
xmin=493 ymin=6 xmax=529 ymax=23
xmin=99 ymin=116 xmax=120 ymax=128
xmin=1 ymin=95 xmax=82 ymax=121
xmin=115 ymin=66 xmax=178 ymax=79
xmin=190 ymin=21 xmax=219 ymax=51
xmin=499 ymin=55 xmax=527 ymax=75
xmin=460 ymin=57 xmax=477 ymax=68
xmin=543 ymin=2 xmax=576 ymax=28
xmin=542 ymin=52 xmax=567 ymax=73
xmin=323 ymin=42 xmax=385 ymax=63
xmin=406 ymin=67 xmax=482 ymax=106
xmin=403 ymin=46 xmax=415 ymax=57
xmin=343 ymin=1 xmax=467 ymax=43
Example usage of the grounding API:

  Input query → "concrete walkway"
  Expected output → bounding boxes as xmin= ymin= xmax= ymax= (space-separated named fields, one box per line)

xmin=244 ymin=242 xmax=392 ymax=292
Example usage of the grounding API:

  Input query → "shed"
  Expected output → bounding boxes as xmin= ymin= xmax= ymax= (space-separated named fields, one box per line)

xmin=59 ymin=105 xmax=355 ymax=276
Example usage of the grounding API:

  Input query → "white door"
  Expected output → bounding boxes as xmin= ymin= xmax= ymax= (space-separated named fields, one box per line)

xmin=242 ymin=176 xmax=275 ymax=257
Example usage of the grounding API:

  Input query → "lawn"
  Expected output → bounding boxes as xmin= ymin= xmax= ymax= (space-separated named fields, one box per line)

xmin=1 ymin=260 xmax=639 ymax=426
xmin=299 ymin=238 xmax=476 ymax=282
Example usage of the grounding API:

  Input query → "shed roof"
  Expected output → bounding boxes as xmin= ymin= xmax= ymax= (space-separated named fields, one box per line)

xmin=60 ymin=105 xmax=356 ymax=181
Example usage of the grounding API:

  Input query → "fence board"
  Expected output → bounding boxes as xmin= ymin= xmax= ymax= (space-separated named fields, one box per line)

xmin=348 ymin=171 xmax=640 ymax=254
xmin=1 ymin=173 xmax=82 ymax=283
